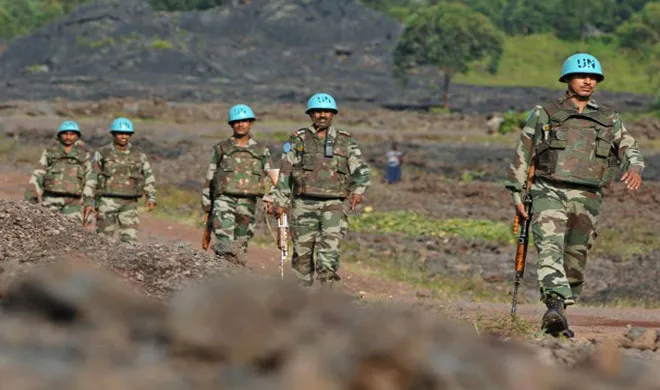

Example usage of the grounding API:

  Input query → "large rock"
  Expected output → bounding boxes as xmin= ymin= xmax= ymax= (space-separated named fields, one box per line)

xmin=0 ymin=0 xmax=653 ymax=113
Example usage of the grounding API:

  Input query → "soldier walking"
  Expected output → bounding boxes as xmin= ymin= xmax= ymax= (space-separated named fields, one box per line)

xmin=201 ymin=104 xmax=274 ymax=264
xmin=268 ymin=93 xmax=371 ymax=286
xmin=86 ymin=117 xmax=157 ymax=242
xmin=505 ymin=53 xmax=644 ymax=337
xmin=25 ymin=120 xmax=94 ymax=223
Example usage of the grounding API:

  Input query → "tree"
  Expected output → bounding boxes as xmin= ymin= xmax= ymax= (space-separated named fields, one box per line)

xmin=615 ymin=2 xmax=660 ymax=86
xmin=392 ymin=2 xmax=504 ymax=108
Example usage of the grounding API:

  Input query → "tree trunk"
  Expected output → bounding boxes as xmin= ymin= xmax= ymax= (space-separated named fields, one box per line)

xmin=442 ymin=73 xmax=451 ymax=109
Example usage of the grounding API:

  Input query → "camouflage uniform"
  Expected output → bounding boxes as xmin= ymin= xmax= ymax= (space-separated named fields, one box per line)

xmin=271 ymin=125 xmax=371 ymax=284
xmin=505 ymin=95 xmax=644 ymax=304
xmin=202 ymin=137 xmax=273 ymax=262
xmin=87 ymin=143 xmax=157 ymax=242
xmin=26 ymin=140 xmax=94 ymax=222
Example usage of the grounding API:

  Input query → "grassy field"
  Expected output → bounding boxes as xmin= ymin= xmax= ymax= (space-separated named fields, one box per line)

xmin=455 ymin=34 xmax=658 ymax=95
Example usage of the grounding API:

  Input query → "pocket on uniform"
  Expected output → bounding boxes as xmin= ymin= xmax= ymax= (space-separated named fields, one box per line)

xmin=549 ymin=129 xmax=568 ymax=149
xmin=303 ymin=155 xmax=316 ymax=171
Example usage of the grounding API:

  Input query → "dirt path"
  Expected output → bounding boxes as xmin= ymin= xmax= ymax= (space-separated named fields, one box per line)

xmin=2 ymin=170 xmax=660 ymax=342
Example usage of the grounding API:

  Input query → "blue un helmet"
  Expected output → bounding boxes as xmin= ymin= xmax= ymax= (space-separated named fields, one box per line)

xmin=559 ymin=53 xmax=604 ymax=83
xmin=57 ymin=120 xmax=81 ymax=135
xmin=228 ymin=104 xmax=256 ymax=124
xmin=305 ymin=93 xmax=338 ymax=114
xmin=109 ymin=117 xmax=134 ymax=133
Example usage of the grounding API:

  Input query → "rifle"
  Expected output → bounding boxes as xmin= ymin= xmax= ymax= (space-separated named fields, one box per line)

xmin=277 ymin=213 xmax=289 ymax=279
xmin=202 ymin=178 xmax=216 ymax=251
xmin=510 ymin=164 xmax=535 ymax=319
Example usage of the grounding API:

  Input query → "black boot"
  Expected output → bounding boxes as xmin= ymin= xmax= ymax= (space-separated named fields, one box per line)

xmin=541 ymin=293 xmax=574 ymax=338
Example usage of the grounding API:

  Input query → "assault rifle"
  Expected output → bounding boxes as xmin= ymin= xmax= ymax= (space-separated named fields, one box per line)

xmin=510 ymin=164 xmax=535 ymax=319
xmin=202 ymin=178 xmax=216 ymax=251
xmin=277 ymin=213 xmax=289 ymax=279
xmin=266 ymin=169 xmax=288 ymax=279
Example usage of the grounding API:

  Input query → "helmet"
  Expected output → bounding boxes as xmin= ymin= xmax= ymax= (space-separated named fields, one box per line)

xmin=559 ymin=53 xmax=604 ymax=83
xmin=228 ymin=104 xmax=256 ymax=123
xmin=305 ymin=93 xmax=338 ymax=114
xmin=57 ymin=120 xmax=81 ymax=135
xmin=110 ymin=117 xmax=134 ymax=133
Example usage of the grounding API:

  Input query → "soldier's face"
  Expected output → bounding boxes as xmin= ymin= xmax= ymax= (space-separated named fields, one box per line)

xmin=59 ymin=131 xmax=79 ymax=146
xmin=567 ymin=74 xmax=597 ymax=98
xmin=309 ymin=109 xmax=335 ymax=130
xmin=112 ymin=132 xmax=132 ymax=147
xmin=230 ymin=119 xmax=253 ymax=137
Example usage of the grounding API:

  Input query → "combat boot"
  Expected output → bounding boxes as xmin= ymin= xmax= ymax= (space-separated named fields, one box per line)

xmin=541 ymin=293 xmax=574 ymax=338
xmin=316 ymin=271 xmax=341 ymax=289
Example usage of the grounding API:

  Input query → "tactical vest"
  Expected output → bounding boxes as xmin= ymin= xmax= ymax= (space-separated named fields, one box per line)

xmin=98 ymin=144 xmax=145 ymax=198
xmin=42 ymin=144 xmax=88 ymax=196
xmin=291 ymin=128 xmax=351 ymax=198
xmin=213 ymin=139 xmax=266 ymax=197
xmin=535 ymin=100 xmax=618 ymax=188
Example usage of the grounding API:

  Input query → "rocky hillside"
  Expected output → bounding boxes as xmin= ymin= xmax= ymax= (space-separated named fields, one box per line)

xmin=0 ymin=0 xmax=654 ymax=113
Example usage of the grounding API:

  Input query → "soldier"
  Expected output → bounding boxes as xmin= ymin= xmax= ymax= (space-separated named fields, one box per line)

xmin=268 ymin=93 xmax=371 ymax=286
xmin=25 ymin=120 xmax=94 ymax=223
xmin=201 ymin=104 xmax=274 ymax=264
xmin=86 ymin=117 xmax=157 ymax=242
xmin=505 ymin=53 xmax=644 ymax=337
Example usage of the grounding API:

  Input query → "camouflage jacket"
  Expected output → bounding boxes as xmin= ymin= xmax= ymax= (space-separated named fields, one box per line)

xmin=271 ymin=125 xmax=371 ymax=207
xmin=201 ymin=137 xmax=273 ymax=206
xmin=505 ymin=95 xmax=645 ymax=204
xmin=88 ymin=143 xmax=157 ymax=201
xmin=26 ymin=140 xmax=94 ymax=205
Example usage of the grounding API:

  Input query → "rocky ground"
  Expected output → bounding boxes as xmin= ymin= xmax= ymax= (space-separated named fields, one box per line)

xmin=0 ymin=0 xmax=654 ymax=113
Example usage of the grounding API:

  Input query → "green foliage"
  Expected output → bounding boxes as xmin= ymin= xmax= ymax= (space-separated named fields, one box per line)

xmin=349 ymin=211 xmax=515 ymax=245
xmin=148 ymin=0 xmax=230 ymax=11
xmin=151 ymin=37 xmax=174 ymax=49
xmin=615 ymin=2 xmax=660 ymax=87
xmin=454 ymin=34 xmax=657 ymax=94
xmin=498 ymin=111 xmax=527 ymax=135
xmin=0 ymin=0 xmax=90 ymax=39
xmin=393 ymin=2 xmax=504 ymax=106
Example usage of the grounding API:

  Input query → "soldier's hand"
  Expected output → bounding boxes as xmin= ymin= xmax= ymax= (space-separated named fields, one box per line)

xmin=146 ymin=200 xmax=157 ymax=211
xmin=350 ymin=193 xmax=364 ymax=211
xmin=263 ymin=201 xmax=274 ymax=215
xmin=273 ymin=206 xmax=288 ymax=217
xmin=621 ymin=169 xmax=642 ymax=190
xmin=515 ymin=203 xmax=529 ymax=220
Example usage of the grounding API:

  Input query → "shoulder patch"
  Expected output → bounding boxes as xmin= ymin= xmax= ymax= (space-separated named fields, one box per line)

xmin=282 ymin=142 xmax=292 ymax=153
xmin=337 ymin=130 xmax=351 ymax=137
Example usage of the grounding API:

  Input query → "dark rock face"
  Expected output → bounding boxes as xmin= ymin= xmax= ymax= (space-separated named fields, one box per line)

xmin=0 ymin=0 xmax=653 ymax=112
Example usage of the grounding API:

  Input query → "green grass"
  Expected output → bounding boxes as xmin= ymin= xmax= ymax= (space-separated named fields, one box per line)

xmin=341 ymin=242 xmax=511 ymax=302
xmin=151 ymin=185 xmax=203 ymax=226
xmin=349 ymin=211 xmax=515 ymax=245
xmin=455 ymin=34 xmax=658 ymax=95
xmin=594 ymin=226 xmax=660 ymax=261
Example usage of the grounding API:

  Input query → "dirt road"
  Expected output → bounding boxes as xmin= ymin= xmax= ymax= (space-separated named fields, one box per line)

xmin=2 ymin=170 xmax=660 ymax=343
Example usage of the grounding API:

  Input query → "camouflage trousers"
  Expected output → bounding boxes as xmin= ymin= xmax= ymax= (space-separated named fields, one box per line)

xmin=211 ymin=194 xmax=257 ymax=257
xmin=41 ymin=195 xmax=83 ymax=223
xmin=290 ymin=197 xmax=347 ymax=285
xmin=96 ymin=197 xmax=140 ymax=242
xmin=531 ymin=179 xmax=603 ymax=305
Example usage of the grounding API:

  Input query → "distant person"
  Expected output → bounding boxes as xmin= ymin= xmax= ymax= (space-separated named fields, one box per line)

xmin=201 ymin=104 xmax=274 ymax=265
xmin=86 ymin=117 xmax=157 ymax=242
xmin=505 ymin=53 xmax=644 ymax=338
xmin=25 ymin=120 xmax=94 ymax=223
xmin=266 ymin=93 xmax=371 ymax=287
xmin=386 ymin=142 xmax=405 ymax=184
